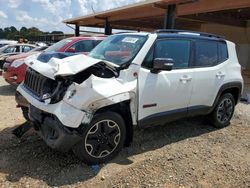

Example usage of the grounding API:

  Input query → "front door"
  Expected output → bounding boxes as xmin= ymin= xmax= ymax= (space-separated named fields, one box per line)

xmin=138 ymin=38 xmax=194 ymax=126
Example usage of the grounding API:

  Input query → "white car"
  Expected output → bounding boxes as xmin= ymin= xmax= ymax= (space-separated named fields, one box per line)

xmin=0 ymin=43 xmax=36 ymax=68
xmin=16 ymin=30 xmax=243 ymax=164
xmin=0 ymin=39 xmax=17 ymax=48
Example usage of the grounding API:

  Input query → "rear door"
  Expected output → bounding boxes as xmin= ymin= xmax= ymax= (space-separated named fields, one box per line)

xmin=188 ymin=40 xmax=229 ymax=112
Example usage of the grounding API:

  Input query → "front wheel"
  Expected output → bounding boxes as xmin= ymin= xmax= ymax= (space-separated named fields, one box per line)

xmin=210 ymin=93 xmax=235 ymax=128
xmin=73 ymin=111 xmax=126 ymax=165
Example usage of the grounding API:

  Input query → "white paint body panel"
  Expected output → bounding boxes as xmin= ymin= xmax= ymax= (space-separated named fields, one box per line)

xmin=138 ymin=67 xmax=194 ymax=120
xmin=17 ymin=33 xmax=243 ymax=129
xmin=189 ymin=41 xmax=243 ymax=107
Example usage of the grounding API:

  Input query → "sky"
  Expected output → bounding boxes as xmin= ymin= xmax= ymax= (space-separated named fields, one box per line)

xmin=0 ymin=0 xmax=142 ymax=33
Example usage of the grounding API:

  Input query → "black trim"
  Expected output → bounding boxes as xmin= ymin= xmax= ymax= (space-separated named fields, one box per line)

xmin=29 ymin=105 xmax=82 ymax=152
xmin=138 ymin=105 xmax=212 ymax=128
xmin=212 ymin=82 xmax=242 ymax=108
xmin=187 ymin=105 xmax=211 ymax=117
xmin=155 ymin=29 xmax=224 ymax=39
xmin=138 ymin=107 xmax=187 ymax=128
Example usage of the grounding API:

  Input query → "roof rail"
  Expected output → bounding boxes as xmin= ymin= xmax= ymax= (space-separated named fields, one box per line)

xmin=154 ymin=29 xmax=224 ymax=39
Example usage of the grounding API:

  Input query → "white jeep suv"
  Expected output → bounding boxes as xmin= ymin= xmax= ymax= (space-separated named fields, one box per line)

xmin=16 ymin=30 xmax=243 ymax=164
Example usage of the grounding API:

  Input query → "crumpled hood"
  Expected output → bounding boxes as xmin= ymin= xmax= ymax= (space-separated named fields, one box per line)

xmin=25 ymin=53 xmax=119 ymax=80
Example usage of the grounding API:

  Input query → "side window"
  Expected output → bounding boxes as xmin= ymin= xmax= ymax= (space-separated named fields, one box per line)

xmin=218 ymin=41 xmax=228 ymax=63
xmin=154 ymin=39 xmax=191 ymax=69
xmin=22 ymin=46 xmax=31 ymax=52
xmin=195 ymin=40 xmax=218 ymax=67
xmin=69 ymin=40 xmax=94 ymax=53
xmin=4 ymin=47 xmax=16 ymax=53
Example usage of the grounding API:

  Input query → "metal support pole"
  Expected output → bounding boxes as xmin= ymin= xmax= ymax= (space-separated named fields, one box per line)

xmin=164 ymin=4 xmax=176 ymax=29
xmin=75 ymin=25 xmax=80 ymax=36
xmin=105 ymin=18 xmax=112 ymax=35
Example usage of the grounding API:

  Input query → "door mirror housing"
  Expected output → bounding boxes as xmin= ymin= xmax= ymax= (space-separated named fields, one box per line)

xmin=151 ymin=58 xmax=174 ymax=73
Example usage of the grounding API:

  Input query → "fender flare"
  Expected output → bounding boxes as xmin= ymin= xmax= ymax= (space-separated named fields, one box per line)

xmin=210 ymin=81 xmax=243 ymax=113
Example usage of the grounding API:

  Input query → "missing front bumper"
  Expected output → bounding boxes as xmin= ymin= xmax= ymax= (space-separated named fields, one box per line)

xmin=29 ymin=105 xmax=82 ymax=152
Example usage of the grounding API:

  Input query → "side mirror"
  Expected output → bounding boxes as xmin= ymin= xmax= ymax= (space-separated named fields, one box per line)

xmin=151 ymin=58 xmax=174 ymax=73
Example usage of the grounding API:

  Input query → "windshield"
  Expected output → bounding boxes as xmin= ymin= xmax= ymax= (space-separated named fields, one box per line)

xmin=45 ymin=38 xmax=72 ymax=52
xmin=0 ymin=45 xmax=8 ymax=53
xmin=89 ymin=35 xmax=147 ymax=66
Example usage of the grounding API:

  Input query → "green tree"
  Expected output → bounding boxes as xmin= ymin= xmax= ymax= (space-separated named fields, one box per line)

xmin=0 ymin=26 xmax=64 ymax=41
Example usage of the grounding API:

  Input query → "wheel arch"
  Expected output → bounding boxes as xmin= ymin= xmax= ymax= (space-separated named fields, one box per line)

xmin=94 ymin=100 xmax=134 ymax=147
xmin=212 ymin=81 xmax=242 ymax=112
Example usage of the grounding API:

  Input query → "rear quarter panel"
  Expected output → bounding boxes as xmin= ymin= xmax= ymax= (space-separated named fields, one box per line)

xmin=225 ymin=41 xmax=244 ymax=93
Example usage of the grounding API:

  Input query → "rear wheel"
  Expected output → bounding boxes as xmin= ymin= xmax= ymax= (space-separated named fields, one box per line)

xmin=73 ymin=111 xmax=126 ymax=165
xmin=210 ymin=93 xmax=235 ymax=128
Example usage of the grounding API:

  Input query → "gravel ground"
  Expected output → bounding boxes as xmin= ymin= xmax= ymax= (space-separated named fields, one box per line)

xmin=0 ymin=76 xmax=249 ymax=188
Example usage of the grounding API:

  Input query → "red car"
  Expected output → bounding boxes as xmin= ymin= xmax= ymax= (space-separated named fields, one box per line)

xmin=3 ymin=36 xmax=105 ymax=85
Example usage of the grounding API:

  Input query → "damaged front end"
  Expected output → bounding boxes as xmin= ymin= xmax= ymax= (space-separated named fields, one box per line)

xmin=16 ymin=53 xmax=137 ymax=150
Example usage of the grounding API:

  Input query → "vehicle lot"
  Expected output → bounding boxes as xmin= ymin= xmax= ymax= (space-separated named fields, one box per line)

xmin=0 ymin=76 xmax=249 ymax=187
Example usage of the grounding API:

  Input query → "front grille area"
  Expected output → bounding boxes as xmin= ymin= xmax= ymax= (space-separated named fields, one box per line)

xmin=23 ymin=67 xmax=58 ymax=100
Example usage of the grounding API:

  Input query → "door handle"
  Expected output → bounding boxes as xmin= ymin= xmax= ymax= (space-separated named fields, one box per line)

xmin=180 ymin=75 xmax=192 ymax=83
xmin=216 ymin=71 xmax=225 ymax=79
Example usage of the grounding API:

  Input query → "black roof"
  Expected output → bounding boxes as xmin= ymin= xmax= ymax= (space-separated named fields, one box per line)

xmin=155 ymin=29 xmax=225 ymax=41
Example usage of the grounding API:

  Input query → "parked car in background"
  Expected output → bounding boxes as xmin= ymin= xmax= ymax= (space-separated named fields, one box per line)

xmin=3 ymin=36 xmax=105 ymax=85
xmin=0 ymin=43 xmax=36 ymax=55
xmin=0 ymin=43 xmax=36 ymax=68
xmin=2 ymin=46 xmax=48 ymax=85
xmin=0 ymin=40 xmax=17 ymax=48
xmin=43 ymin=36 xmax=106 ymax=53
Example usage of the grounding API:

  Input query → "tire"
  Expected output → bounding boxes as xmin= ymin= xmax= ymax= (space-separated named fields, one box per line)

xmin=73 ymin=111 xmax=126 ymax=165
xmin=21 ymin=106 xmax=30 ymax=121
xmin=210 ymin=93 xmax=235 ymax=128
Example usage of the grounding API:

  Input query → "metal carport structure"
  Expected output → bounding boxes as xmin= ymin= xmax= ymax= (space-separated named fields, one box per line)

xmin=64 ymin=0 xmax=250 ymax=89
xmin=63 ymin=0 xmax=250 ymax=36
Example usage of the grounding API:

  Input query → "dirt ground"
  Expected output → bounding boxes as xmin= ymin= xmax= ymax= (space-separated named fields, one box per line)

xmin=0 ymin=76 xmax=249 ymax=188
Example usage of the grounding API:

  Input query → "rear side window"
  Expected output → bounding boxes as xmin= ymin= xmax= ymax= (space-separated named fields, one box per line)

xmin=154 ymin=39 xmax=191 ymax=69
xmin=22 ymin=46 xmax=33 ymax=52
xmin=195 ymin=40 xmax=218 ymax=67
xmin=194 ymin=40 xmax=228 ymax=67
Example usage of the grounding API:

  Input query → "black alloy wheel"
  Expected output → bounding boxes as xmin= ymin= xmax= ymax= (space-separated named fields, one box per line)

xmin=73 ymin=111 xmax=126 ymax=165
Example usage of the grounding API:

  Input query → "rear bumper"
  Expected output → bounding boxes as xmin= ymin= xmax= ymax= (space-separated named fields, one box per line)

xmin=29 ymin=105 xmax=82 ymax=151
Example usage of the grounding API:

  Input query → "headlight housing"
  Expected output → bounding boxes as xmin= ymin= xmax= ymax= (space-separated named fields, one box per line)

xmin=11 ymin=59 xmax=24 ymax=68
